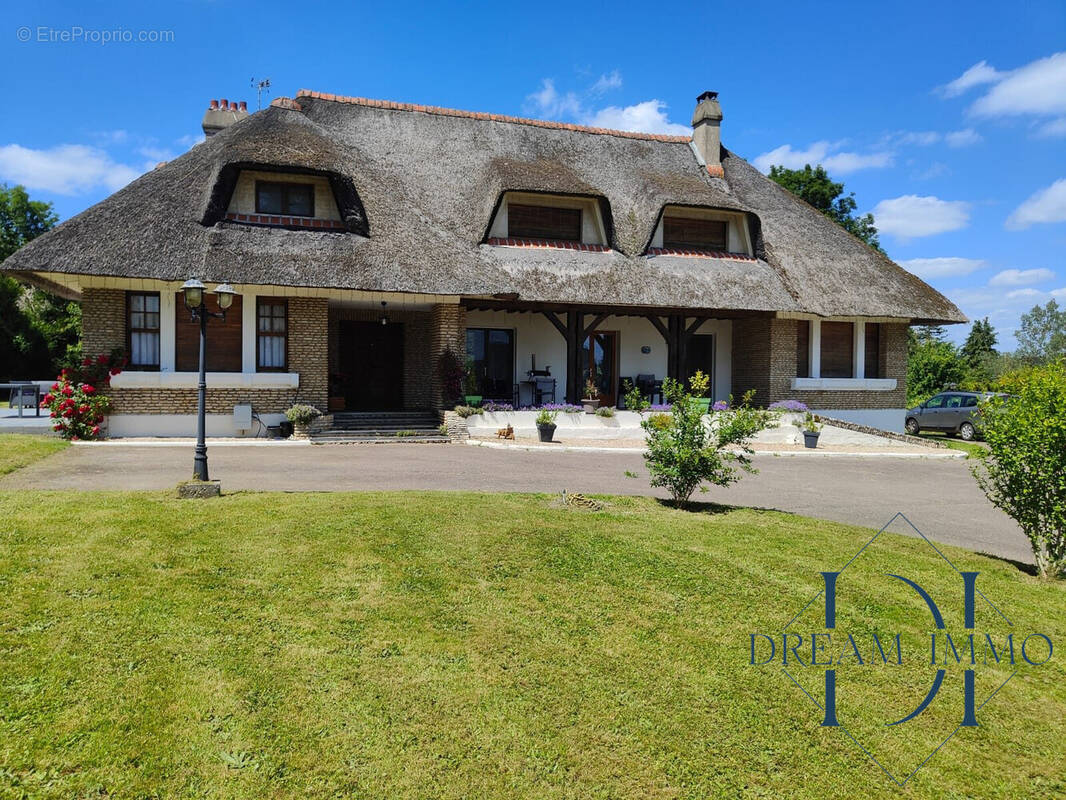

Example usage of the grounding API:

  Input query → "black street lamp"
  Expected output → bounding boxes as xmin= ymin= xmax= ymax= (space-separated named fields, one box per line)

xmin=181 ymin=279 xmax=237 ymax=481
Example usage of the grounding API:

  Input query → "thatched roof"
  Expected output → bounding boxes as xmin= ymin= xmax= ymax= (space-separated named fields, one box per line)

xmin=1 ymin=90 xmax=965 ymax=323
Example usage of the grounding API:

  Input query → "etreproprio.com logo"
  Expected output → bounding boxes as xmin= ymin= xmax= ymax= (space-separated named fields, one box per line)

xmin=747 ymin=513 xmax=1054 ymax=787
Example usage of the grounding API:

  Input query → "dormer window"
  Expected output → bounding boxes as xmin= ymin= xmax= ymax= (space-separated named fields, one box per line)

xmin=508 ymin=204 xmax=581 ymax=243
xmin=647 ymin=205 xmax=753 ymax=258
xmin=256 ymin=181 xmax=314 ymax=217
xmin=486 ymin=192 xmax=610 ymax=250
xmin=663 ymin=216 xmax=727 ymax=252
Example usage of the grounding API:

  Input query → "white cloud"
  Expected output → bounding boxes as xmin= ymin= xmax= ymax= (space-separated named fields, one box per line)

xmin=969 ymin=52 xmax=1066 ymax=117
xmin=0 ymin=143 xmax=142 ymax=195
xmin=1035 ymin=118 xmax=1066 ymax=138
xmin=988 ymin=268 xmax=1056 ymax=286
xmin=871 ymin=195 xmax=971 ymax=239
xmin=581 ymin=100 xmax=690 ymax=136
xmin=524 ymin=79 xmax=582 ymax=118
xmin=900 ymin=131 xmax=941 ymax=146
xmin=176 ymin=133 xmax=206 ymax=149
xmin=897 ymin=257 xmax=984 ymax=279
xmin=1005 ymin=178 xmax=1066 ymax=230
xmin=751 ymin=140 xmax=893 ymax=174
xmin=589 ymin=70 xmax=622 ymax=95
xmin=940 ymin=60 xmax=1005 ymax=97
xmin=945 ymin=128 xmax=982 ymax=147
xmin=1052 ymin=287 xmax=1066 ymax=298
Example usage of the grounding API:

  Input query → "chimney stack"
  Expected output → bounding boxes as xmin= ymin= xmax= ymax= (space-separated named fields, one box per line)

xmin=202 ymin=97 xmax=250 ymax=137
xmin=691 ymin=91 xmax=723 ymax=175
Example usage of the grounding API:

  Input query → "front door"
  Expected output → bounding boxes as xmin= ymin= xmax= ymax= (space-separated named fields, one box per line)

xmin=338 ymin=320 xmax=404 ymax=410
xmin=582 ymin=331 xmax=619 ymax=406
xmin=686 ymin=333 xmax=715 ymax=395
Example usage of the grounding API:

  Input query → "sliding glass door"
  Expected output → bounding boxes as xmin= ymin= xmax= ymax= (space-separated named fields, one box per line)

xmin=465 ymin=328 xmax=515 ymax=401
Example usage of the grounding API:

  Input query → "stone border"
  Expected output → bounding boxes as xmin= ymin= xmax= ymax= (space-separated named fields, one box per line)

xmin=440 ymin=410 xmax=469 ymax=442
xmin=814 ymin=416 xmax=946 ymax=449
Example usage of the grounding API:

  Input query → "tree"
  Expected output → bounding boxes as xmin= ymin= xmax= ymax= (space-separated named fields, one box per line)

xmin=960 ymin=318 xmax=997 ymax=365
xmin=642 ymin=380 xmax=777 ymax=505
xmin=906 ymin=336 xmax=966 ymax=407
xmin=768 ymin=164 xmax=883 ymax=252
xmin=1016 ymin=300 xmax=1066 ymax=365
xmin=973 ymin=361 xmax=1066 ymax=578
xmin=0 ymin=183 xmax=70 ymax=380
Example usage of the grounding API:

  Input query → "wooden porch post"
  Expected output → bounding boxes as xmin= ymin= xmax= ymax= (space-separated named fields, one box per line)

xmin=565 ymin=309 xmax=584 ymax=404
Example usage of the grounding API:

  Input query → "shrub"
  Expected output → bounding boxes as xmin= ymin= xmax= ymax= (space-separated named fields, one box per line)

xmin=285 ymin=404 xmax=321 ymax=425
xmin=794 ymin=412 xmax=823 ymax=433
xmin=769 ymin=399 xmax=808 ymax=413
xmin=689 ymin=370 xmax=710 ymax=397
xmin=623 ymin=380 xmax=649 ymax=414
xmin=482 ymin=401 xmax=513 ymax=412
xmin=41 ymin=351 xmax=126 ymax=440
xmin=535 ymin=408 xmax=558 ymax=426
xmin=595 ymin=406 xmax=615 ymax=418
xmin=583 ymin=378 xmax=599 ymax=399
xmin=437 ymin=350 xmax=464 ymax=408
xmin=453 ymin=405 xmax=483 ymax=418
xmin=642 ymin=380 xmax=778 ymax=505
xmin=972 ymin=361 xmax=1066 ymax=578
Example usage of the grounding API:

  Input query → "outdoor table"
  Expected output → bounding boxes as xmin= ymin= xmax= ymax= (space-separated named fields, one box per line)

xmin=0 ymin=383 xmax=42 ymax=417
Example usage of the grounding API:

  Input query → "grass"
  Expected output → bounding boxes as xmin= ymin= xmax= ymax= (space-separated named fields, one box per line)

xmin=0 ymin=490 xmax=1062 ymax=798
xmin=916 ymin=431 xmax=988 ymax=458
xmin=0 ymin=434 xmax=68 ymax=476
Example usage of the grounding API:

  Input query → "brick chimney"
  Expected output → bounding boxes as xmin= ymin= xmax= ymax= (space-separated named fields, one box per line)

xmin=202 ymin=98 xmax=250 ymax=137
xmin=691 ymin=91 xmax=723 ymax=176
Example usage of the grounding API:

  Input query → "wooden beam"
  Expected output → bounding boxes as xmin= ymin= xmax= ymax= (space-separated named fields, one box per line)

xmin=686 ymin=317 xmax=706 ymax=335
xmin=582 ymin=313 xmax=610 ymax=338
xmin=645 ymin=314 xmax=669 ymax=342
xmin=541 ymin=310 xmax=567 ymax=338
xmin=565 ymin=310 xmax=584 ymax=404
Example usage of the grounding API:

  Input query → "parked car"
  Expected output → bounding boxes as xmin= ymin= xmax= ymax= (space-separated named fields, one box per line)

xmin=905 ymin=391 xmax=999 ymax=440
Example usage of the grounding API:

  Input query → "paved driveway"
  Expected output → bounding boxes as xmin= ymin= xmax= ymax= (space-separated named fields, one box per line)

xmin=0 ymin=442 xmax=1031 ymax=564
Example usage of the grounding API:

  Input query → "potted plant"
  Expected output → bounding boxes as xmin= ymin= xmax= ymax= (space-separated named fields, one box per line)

xmin=463 ymin=358 xmax=482 ymax=407
xmin=796 ymin=411 xmax=823 ymax=448
xmin=582 ymin=378 xmax=600 ymax=413
xmin=689 ymin=369 xmax=711 ymax=414
xmin=535 ymin=408 xmax=559 ymax=442
xmin=285 ymin=404 xmax=322 ymax=439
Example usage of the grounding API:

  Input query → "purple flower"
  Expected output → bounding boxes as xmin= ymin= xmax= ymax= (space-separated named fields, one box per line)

xmin=769 ymin=399 xmax=808 ymax=412
xmin=648 ymin=403 xmax=673 ymax=412
xmin=482 ymin=402 xmax=513 ymax=412
xmin=712 ymin=400 xmax=730 ymax=411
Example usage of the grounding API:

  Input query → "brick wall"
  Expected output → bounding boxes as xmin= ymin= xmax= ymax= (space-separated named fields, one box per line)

xmin=430 ymin=304 xmax=466 ymax=408
xmin=81 ymin=288 xmax=126 ymax=357
xmin=82 ymin=289 xmax=329 ymax=415
xmin=730 ymin=317 xmax=773 ymax=406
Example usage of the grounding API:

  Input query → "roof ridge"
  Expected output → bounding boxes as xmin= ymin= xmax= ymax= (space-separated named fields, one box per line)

xmin=294 ymin=89 xmax=693 ymax=143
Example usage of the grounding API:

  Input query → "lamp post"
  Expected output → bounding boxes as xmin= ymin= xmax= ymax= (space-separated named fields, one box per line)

xmin=181 ymin=279 xmax=236 ymax=481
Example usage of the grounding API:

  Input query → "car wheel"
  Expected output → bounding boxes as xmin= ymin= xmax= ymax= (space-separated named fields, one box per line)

xmin=905 ymin=418 xmax=920 ymax=435
xmin=960 ymin=422 xmax=976 ymax=441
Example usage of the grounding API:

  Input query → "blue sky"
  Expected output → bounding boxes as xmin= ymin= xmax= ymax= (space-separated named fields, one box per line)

xmin=2 ymin=0 xmax=1064 ymax=349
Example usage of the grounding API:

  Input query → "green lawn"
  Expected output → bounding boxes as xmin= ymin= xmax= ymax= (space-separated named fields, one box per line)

xmin=0 ymin=490 xmax=1062 ymax=798
xmin=0 ymin=434 xmax=67 ymax=476
xmin=916 ymin=431 xmax=988 ymax=458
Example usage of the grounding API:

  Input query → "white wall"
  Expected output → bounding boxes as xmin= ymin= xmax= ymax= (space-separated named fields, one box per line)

xmin=810 ymin=408 xmax=906 ymax=433
xmin=108 ymin=412 xmax=286 ymax=438
xmin=463 ymin=311 xmax=733 ymax=403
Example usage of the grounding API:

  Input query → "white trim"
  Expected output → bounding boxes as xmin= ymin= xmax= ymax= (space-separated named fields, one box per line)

xmin=791 ymin=377 xmax=897 ymax=391
xmin=159 ymin=291 xmax=176 ymax=371
xmin=111 ymin=371 xmax=299 ymax=389
xmin=242 ymin=290 xmax=257 ymax=372
xmin=853 ymin=321 xmax=865 ymax=380
xmin=809 ymin=319 xmax=821 ymax=378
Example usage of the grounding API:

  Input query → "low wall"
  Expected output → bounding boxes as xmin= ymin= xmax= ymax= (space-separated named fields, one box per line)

xmin=107 ymin=412 xmax=285 ymax=438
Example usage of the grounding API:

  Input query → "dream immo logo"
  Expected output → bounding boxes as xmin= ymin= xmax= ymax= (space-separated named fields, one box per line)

xmin=748 ymin=513 xmax=1053 ymax=786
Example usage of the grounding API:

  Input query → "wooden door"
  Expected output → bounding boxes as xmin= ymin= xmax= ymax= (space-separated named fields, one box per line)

xmin=582 ymin=331 xmax=619 ymax=407
xmin=338 ymin=321 xmax=404 ymax=410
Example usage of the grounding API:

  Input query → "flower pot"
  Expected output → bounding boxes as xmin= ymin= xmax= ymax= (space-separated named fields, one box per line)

xmin=582 ymin=398 xmax=599 ymax=414
xmin=537 ymin=422 xmax=557 ymax=442
xmin=695 ymin=398 xmax=711 ymax=414
xmin=464 ymin=395 xmax=482 ymax=407
xmin=292 ymin=421 xmax=311 ymax=439
xmin=803 ymin=430 xmax=820 ymax=449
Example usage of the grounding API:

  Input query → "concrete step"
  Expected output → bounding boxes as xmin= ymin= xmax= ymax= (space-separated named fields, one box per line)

xmin=311 ymin=433 xmax=450 ymax=444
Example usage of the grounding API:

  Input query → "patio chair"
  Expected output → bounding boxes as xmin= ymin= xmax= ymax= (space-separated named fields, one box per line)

xmin=534 ymin=377 xmax=556 ymax=405
xmin=636 ymin=374 xmax=663 ymax=405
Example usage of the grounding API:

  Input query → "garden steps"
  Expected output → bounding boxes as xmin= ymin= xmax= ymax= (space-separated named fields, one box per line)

xmin=310 ymin=411 xmax=447 ymax=444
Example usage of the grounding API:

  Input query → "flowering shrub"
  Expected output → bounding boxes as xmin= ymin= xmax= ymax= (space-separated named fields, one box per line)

xmin=41 ymin=351 xmax=125 ymax=440
xmin=519 ymin=403 xmax=583 ymax=414
xmin=769 ymin=399 xmax=809 ymax=413
xmin=712 ymin=400 xmax=730 ymax=412
xmin=648 ymin=403 xmax=673 ymax=412
xmin=453 ymin=405 xmax=484 ymax=418
xmin=482 ymin=401 xmax=513 ymax=412
xmin=284 ymin=404 xmax=322 ymax=425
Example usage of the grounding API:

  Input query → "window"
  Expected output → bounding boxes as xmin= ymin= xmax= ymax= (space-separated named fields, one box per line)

xmin=255 ymin=181 xmax=315 ymax=217
xmin=465 ymin=328 xmax=514 ymax=399
xmin=508 ymin=204 xmax=581 ymax=242
xmin=257 ymin=298 xmax=288 ymax=371
xmin=796 ymin=320 xmax=810 ymax=378
xmin=946 ymin=395 xmax=963 ymax=409
xmin=864 ymin=323 xmax=881 ymax=379
xmin=175 ymin=293 xmax=243 ymax=372
xmin=663 ymin=216 xmax=727 ymax=251
xmin=127 ymin=292 xmax=160 ymax=369
xmin=820 ymin=321 xmax=854 ymax=378
xmin=925 ymin=395 xmax=946 ymax=408
xmin=963 ymin=395 xmax=978 ymax=408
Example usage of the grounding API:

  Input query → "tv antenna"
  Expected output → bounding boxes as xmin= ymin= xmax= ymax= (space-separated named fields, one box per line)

xmin=251 ymin=77 xmax=271 ymax=110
